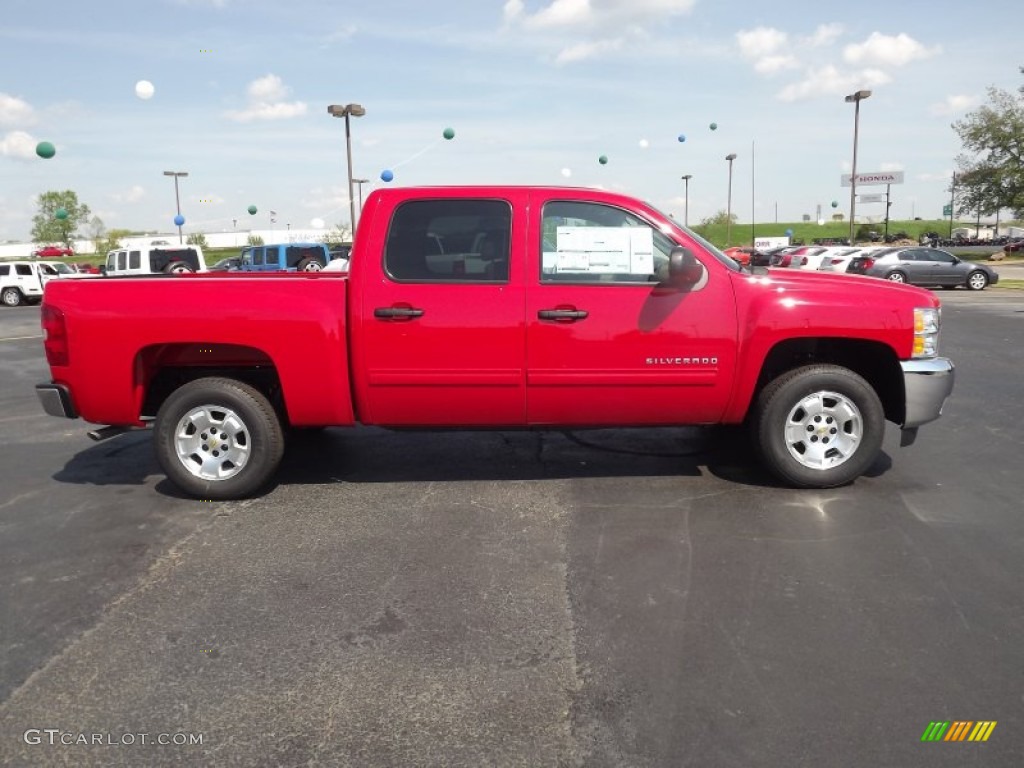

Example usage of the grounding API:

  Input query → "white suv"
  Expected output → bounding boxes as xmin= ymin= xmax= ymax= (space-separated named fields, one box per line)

xmin=1 ymin=261 xmax=61 ymax=306
xmin=104 ymin=245 xmax=207 ymax=276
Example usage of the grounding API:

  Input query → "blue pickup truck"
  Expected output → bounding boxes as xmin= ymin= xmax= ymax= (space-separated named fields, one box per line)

xmin=239 ymin=242 xmax=330 ymax=272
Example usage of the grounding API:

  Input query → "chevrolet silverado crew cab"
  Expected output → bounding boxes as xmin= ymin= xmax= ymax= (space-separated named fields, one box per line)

xmin=35 ymin=186 xmax=954 ymax=499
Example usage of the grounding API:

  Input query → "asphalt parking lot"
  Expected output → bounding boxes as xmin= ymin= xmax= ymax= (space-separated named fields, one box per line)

xmin=1 ymin=290 xmax=1022 ymax=767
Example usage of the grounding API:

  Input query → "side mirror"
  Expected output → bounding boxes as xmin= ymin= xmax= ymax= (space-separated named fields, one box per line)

xmin=667 ymin=246 xmax=704 ymax=286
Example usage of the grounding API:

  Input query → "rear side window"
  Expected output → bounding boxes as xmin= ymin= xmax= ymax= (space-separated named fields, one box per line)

xmin=384 ymin=199 xmax=511 ymax=282
xmin=16 ymin=264 xmax=33 ymax=276
xmin=149 ymin=248 xmax=200 ymax=272
xmin=0 ymin=265 xmax=9 ymax=276
xmin=285 ymin=245 xmax=327 ymax=268
xmin=129 ymin=251 xmax=141 ymax=269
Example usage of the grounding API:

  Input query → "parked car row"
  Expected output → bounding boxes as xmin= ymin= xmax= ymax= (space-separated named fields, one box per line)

xmin=752 ymin=244 xmax=1000 ymax=290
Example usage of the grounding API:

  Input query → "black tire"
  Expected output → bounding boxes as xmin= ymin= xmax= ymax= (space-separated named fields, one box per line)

xmin=154 ymin=377 xmax=285 ymax=499
xmin=886 ymin=271 xmax=907 ymax=283
xmin=164 ymin=261 xmax=194 ymax=274
xmin=752 ymin=365 xmax=885 ymax=488
xmin=2 ymin=288 xmax=23 ymax=307
xmin=966 ymin=270 xmax=988 ymax=291
xmin=296 ymin=258 xmax=323 ymax=272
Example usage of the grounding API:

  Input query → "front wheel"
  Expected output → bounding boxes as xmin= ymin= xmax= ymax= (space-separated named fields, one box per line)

xmin=753 ymin=365 xmax=885 ymax=488
xmin=886 ymin=271 xmax=907 ymax=283
xmin=1 ymin=288 xmax=22 ymax=307
xmin=154 ymin=377 xmax=285 ymax=499
xmin=966 ymin=270 xmax=988 ymax=291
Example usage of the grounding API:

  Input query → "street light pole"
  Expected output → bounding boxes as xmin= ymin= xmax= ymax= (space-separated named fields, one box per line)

xmin=353 ymin=178 xmax=369 ymax=225
xmin=163 ymin=170 xmax=188 ymax=244
xmin=680 ymin=174 xmax=692 ymax=227
xmin=725 ymin=154 xmax=737 ymax=246
xmin=327 ymin=103 xmax=366 ymax=239
xmin=845 ymin=89 xmax=871 ymax=245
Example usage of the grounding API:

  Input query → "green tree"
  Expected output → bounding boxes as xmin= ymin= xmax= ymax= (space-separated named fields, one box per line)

xmin=699 ymin=210 xmax=738 ymax=227
xmin=98 ymin=228 xmax=133 ymax=255
xmin=31 ymin=190 xmax=91 ymax=248
xmin=246 ymin=234 xmax=264 ymax=246
xmin=186 ymin=232 xmax=208 ymax=248
xmin=320 ymin=224 xmax=352 ymax=245
xmin=952 ymin=69 xmax=1024 ymax=218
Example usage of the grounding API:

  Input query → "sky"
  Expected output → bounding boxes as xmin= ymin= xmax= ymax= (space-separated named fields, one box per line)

xmin=1 ymin=0 xmax=1022 ymax=242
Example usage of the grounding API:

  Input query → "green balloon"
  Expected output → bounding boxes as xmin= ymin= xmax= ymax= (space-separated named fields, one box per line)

xmin=598 ymin=155 xmax=608 ymax=165
xmin=55 ymin=208 xmax=68 ymax=220
xmin=247 ymin=205 xmax=257 ymax=215
xmin=831 ymin=200 xmax=838 ymax=208
xmin=36 ymin=141 xmax=56 ymax=159
xmin=443 ymin=127 xmax=455 ymax=140
xmin=709 ymin=122 xmax=718 ymax=131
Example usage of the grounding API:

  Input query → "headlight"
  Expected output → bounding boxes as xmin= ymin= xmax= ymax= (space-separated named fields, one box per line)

xmin=912 ymin=307 xmax=940 ymax=358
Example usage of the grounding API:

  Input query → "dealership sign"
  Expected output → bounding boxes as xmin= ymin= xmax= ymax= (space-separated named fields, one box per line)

xmin=858 ymin=193 xmax=887 ymax=203
xmin=841 ymin=171 xmax=904 ymax=187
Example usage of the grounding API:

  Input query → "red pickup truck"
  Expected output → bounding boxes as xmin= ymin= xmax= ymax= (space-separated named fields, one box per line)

xmin=36 ymin=186 xmax=954 ymax=499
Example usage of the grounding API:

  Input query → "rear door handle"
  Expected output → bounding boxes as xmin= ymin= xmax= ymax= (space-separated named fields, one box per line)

xmin=374 ymin=306 xmax=424 ymax=320
xmin=538 ymin=308 xmax=588 ymax=321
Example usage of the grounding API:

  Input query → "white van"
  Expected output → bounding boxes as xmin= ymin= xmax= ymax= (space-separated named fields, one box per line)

xmin=104 ymin=245 xmax=207 ymax=276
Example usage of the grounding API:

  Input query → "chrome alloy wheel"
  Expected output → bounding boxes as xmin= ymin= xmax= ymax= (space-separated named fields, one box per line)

xmin=783 ymin=390 xmax=864 ymax=471
xmin=173 ymin=404 xmax=251 ymax=481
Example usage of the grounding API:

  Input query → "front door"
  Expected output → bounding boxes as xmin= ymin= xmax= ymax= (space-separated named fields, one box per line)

xmin=356 ymin=193 xmax=528 ymax=426
xmin=524 ymin=197 xmax=738 ymax=425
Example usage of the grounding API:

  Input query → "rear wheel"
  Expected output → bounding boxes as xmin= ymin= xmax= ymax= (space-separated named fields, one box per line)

xmin=1 ymin=288 xmax=22 ymax=307
xmin=753 ymin=365 xmax=885 ymax=488
xmin=154 ymin=377 xmax=285 ymax=499
xmin=297 ymin=258 xmax=323 ymax=272
xmin=886 ymin=271 xmax=907 ymax=283
xmin=966 ymin=270 xmax=988 ymax=291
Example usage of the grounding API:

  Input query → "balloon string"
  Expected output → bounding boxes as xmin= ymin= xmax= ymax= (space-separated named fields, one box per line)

xmin=390 ymin=139 xmax=441 ymax=170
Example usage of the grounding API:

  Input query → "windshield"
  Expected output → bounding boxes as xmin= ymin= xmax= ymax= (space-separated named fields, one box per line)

xmin=644 ymin=201 xmax=742 ymax=271
xmin=51 ymin=263 xmax=74 ymax=274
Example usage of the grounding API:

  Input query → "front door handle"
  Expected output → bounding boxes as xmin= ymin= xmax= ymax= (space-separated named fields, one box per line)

xmin=538 ymin=308 xmax=589 ymax=322
xmin=374 ymin=306 xmax=424 ymax=320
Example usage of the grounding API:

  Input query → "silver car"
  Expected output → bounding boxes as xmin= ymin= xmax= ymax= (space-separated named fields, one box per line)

xmin=846 ymin=246 xmax=999 ymax=290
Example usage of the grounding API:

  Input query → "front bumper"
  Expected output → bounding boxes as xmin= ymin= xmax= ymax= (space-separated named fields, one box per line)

xmin=901 ymin=357 xmax=954 ymax=429
xmin=36 ymin=383 xmax=77 ymax=419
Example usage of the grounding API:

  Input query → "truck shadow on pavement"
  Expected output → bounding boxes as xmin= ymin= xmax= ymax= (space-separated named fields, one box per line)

xmin=49 ymin=425 xmax=894 ymax=497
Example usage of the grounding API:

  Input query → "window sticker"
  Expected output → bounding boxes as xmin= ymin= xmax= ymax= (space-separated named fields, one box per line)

xmin=545 ymin=226 xmax=654 ymax=275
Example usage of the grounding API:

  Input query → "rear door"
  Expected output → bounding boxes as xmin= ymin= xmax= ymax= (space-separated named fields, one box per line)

xmin=355 ymin=191 xmax=528 ymax=426
xmin=524 ymin=194 xmax=738 ymax=425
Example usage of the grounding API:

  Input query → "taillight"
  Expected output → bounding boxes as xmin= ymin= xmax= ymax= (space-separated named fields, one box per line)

xmin=861 ymin=258 xmax=875 ymax=269
xmin=41 ymin=304 xmax=68 ymax=366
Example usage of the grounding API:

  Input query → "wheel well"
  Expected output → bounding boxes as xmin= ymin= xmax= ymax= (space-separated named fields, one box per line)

xmin=141 ymin=360 xmax=285 ymax=422
xmin=755 ymin=338 xmax=904 ymax=424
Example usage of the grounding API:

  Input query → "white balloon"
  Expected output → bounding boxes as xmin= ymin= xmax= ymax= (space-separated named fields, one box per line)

xmin=638 ymin=138 xmax=650 ymax=149
xmin=311 ymin=217 xmax=325 ymax=229
xmin=817 ymin=219 xmax=825 ymax=226
xmin=561 ymin=168 xmax=572 ymax=178
xmin=135 ymin=80 xmax=155 ymax=100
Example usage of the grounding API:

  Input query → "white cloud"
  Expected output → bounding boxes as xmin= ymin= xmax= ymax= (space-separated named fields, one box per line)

xmin=879 ymin=162 xmax=904 ymax=172
xmin=0 ymin=130 xmax=37 ymax=159
xmin=929 ymin=94 xmax=976 ymax=116
xmin=0 ymin=94 xmax=35 ymax=127
xmin=112 ymin=185 xmax=146 ymax=203
xmin=556 ymin=38 xmax=623 ymax=64
xmin=737 ymin=28 xmax=798 ymax=75
xmin=917 ymin=171 xmax=954 ymax=182
xmin=805 ymin=23 xmax=843 ymax=47
xmin=843 ymin=32 xmax=939 ymax=68
xmin=736 ymin=27 xmax=788 ymax=59
xmin=777 ymin=65 xmax=891 ymax=102
xmin=172 ymin=0 xmax=228 ymax=7
xmin=504 ymin=0 xmax=695 ymax=63
xmin=225 ymin=75 xmax=307 ymax=122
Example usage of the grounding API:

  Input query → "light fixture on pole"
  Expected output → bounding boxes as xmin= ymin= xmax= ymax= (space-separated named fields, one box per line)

xmin=352 ymin=178 xmax=369 ymax=225
xmin=327 ymin=103 xmax=366 ymax=238
xmin=844 ymin=89 xmax=871 ymax=245
xmin=725 ymin=154 xmax=737 ymax=246
xmin=680 ymin=174 xmax=692 ymax=227
xmin=163 ymin=171 xmax=188 ymax=244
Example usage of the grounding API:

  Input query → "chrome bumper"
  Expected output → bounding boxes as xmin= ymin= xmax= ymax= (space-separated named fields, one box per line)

xmin=36 ymin=383 xmax=77 ymax=419
xmin=900 ymin=357 xmax=954 ymax=431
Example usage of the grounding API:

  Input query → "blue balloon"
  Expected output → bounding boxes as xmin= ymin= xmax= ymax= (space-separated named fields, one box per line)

xmin=380 ymin=169 xmax=394 ymax=183
xmin=785 ymin=228 xmax=793 ymax=237
xmin=174 ymin=214 xmax=185 ymax=226
xmin=677 ymin=134 xmax=686 ymax=142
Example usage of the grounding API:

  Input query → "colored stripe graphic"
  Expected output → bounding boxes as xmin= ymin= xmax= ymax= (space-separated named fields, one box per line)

xmin=921 ymin=721 xmax=996 ymax=742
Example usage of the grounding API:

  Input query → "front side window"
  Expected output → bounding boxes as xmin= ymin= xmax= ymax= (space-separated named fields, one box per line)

xmin=540 ymin=201 xmax=675 ymax=284
xmin=384 ymin=199 xmax=511 ymax=283
xmin=0 ymin=265 xmax=9 ymax=276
